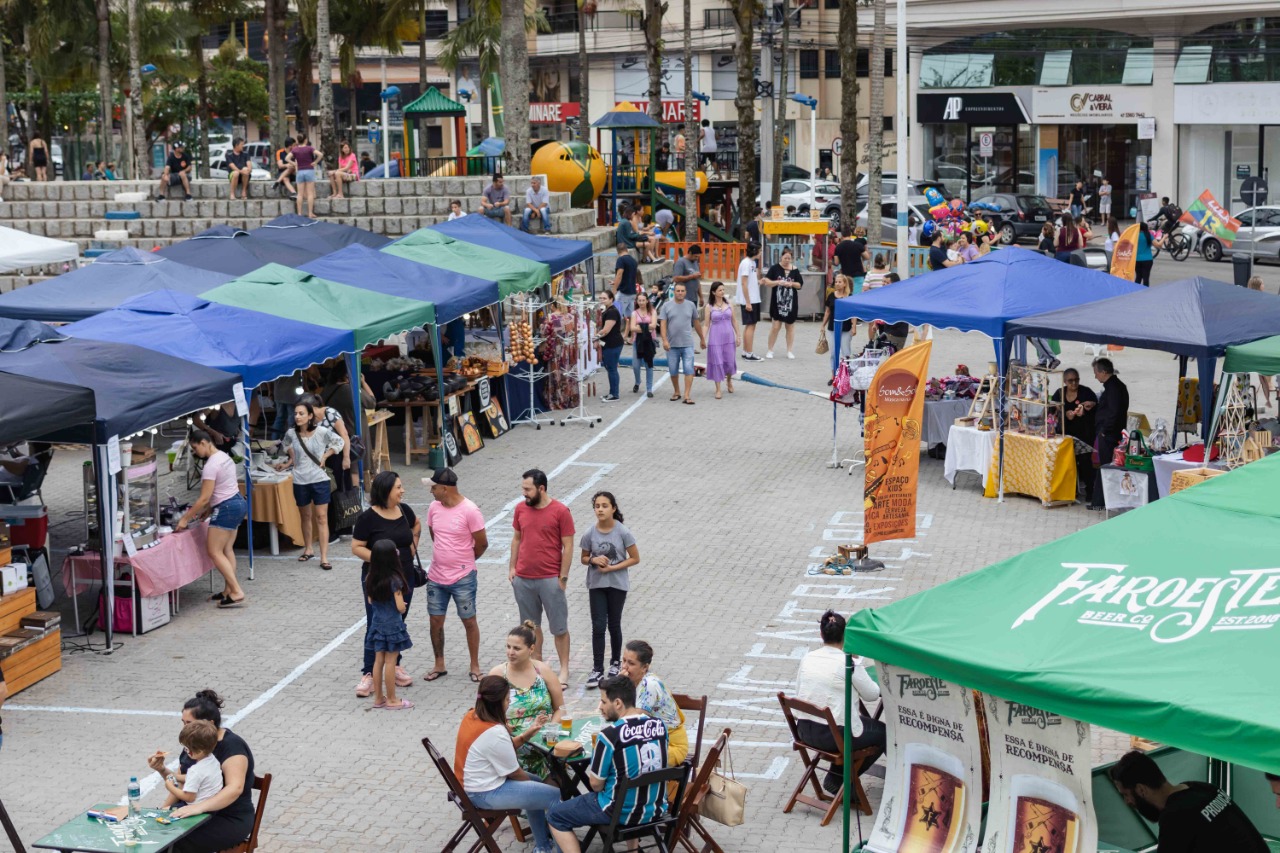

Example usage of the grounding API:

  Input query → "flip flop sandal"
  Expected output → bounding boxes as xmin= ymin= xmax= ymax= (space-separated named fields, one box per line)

xmin=469 ymin=672 xmax=482 ymax=683
xmin=423 ymin=670 xmax=448 ymax=682
xmin=382 ymin=700 xmax=415 ymax=710
xmin=320 ymin=562 xmax=333 ymax=571
xmin=298 ymin=553 xmax=315 ymax=562
xmin=217 ymin=597 xmax=246 ymax=609
xmin=683 ymin=399 xmax=696 ymax=405
xmin=209 ymin=592 xmax=227 ymax=602
xmin=670 ymin=394 xmax=682 ymax=401
xmin=371 ymin=700 xmax=387 ymax=709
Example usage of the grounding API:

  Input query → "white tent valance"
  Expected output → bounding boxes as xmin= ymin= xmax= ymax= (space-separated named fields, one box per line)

xmin=0 ymin=225 xmax=80 ymax=273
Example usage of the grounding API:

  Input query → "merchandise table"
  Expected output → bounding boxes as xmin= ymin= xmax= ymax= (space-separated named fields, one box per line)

xmin=61 ymin=524 xmax=213 ymax=599
xmin=983 ymin=431 xmax=1077 ymax=506
xmin=33 ymin=804 xmax=209 ymax=853
xmin=388 ymin=379 xmax=479 ymax=465
xmin=239 ymin=476 xmax=304 ymax=553
xmin=922 ymin=399 xmax=972 ymax=448
xmin=943 ymin=425 xmax=997 ymax=487
xmin=1152 ymin=449 xmax=1226 ymax=499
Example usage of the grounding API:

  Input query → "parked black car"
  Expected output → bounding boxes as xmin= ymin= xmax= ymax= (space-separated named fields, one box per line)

xmin=972 ymin=193 xmax=1056 ymax=244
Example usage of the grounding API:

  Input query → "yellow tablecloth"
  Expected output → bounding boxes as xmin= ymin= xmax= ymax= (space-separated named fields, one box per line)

xmin=239 ymin=477 xmax=305 ymax=547
xmin=983 ymin=432 xmax=1077 ymax=506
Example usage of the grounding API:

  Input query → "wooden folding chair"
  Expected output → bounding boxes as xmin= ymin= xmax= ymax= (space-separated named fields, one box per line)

xmin=422 ymin=736 xmax=522 ymax=853
xmin=777 ymin=692 xmax=876 ymax=826
xmin=671 ymin=728 xmax=730 ymax=853
xmin=581 ymin=763 xmax=691 ymax=852
xmin=218 ymin=773 xmax=272 ymax=853
xmin=673 ymin=693 xmax=708 ymax=770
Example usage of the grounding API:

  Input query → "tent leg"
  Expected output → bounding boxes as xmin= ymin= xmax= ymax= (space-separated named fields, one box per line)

xmin=431 ymin=325 xmax=449 ymax=467
xmin=995 ymin=338 xmax=1007 ymax=503
xmin=93 ymin=444 xmax=116 ymax=651
xmin=242 ymin=415 xmax=254 ymax=580
xmin=842 ymin=654 xmax=854 ymax=853
xmin=1177 ymin=355 xmax=1189 ymax=437
xmin=496 ymin=302 xmax=513 ymax=421
xmin=1197 ymin=357 xmax=1216 ymax=443
xmin=347 ymin=351 xmax=365 ymax=499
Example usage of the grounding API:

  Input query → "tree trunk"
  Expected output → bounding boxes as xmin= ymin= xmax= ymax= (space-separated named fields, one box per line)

xmin=499 ymin=0 xmax=530 ymax=173
xmin=96 ymin=0 xmax=112 ymax=167
xmin=733 ymin=0 xmax=759 ymax=236
xmin=867 ymin=0 xmax=885 ymax=240
xmin=642 ymin=0 xmax=664 ymax=125
xmin=192 ymin=36 xmax=211 ymax=178
xmin=838 ymin=0 xmax=860 ymax=233
xmin=316 ymin=0 xmax=337 ymax=166
xmin=0 ymin=24 xmax=8 ymax=170
xmin=682 ymin=0 xmax=695 ymax=240
xmin=266 ymin=0 xmax=287 ymax=151
xmin=418 ymin=0 xmax=428 ymax=157
xmin=297 ymin=48 xmax=314 ymax=138
xmin=577 ymin=2 xmax=589 ymax=143
xmin=770 ymin=0 xmax=790 ymax=206
xmin=128 ymin=0 xmax=145 ymax=179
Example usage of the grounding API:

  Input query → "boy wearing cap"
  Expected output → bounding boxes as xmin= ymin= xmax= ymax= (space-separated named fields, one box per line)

xmin=155 ymin=141 xmax=193 ymax=201
xmin=424 ymin=469 xmax=488 ymax=683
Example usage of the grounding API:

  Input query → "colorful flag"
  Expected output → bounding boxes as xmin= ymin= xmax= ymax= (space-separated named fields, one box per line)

xmin=864 ymin=341 xmax=931 ymax=545
xmin=1180 ymin=189 xmax=1241 ymax=246
xmin=1108 ymin=223 xmax=1141 ymax=281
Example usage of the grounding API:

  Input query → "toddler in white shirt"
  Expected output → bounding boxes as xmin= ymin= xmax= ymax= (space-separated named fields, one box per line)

xmin=162 ymin=720 xmax=224 ymax=808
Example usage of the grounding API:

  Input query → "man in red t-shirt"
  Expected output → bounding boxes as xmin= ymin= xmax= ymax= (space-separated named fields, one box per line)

xmin=509 ymin=468 xmax=575 ymax=685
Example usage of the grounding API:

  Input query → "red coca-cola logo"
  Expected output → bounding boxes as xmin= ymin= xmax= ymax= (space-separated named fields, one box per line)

xmin=875 ymin=369 xmax=919 ymax=416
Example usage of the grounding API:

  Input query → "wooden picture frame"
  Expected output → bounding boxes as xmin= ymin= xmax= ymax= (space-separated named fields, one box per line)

xmin=441 ymin=431 xmax=461 ymax=466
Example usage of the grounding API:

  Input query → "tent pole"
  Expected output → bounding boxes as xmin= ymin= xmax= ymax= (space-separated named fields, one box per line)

xmin=496 ymin=301 xmax=512 ymax=421
xmin=347 ymin=351 xmax=365 ymax=498
xmin=1198 ymin=357 xmax=1216 ymax=443
xmin=431 ymin=324 xmax=449 ymax=467
xmin=94 ymin=443 xmax=116 ymax=651
xmin=1178 ymin=355 xmax=1189 ymax=436
xmin=996 ymin=337 xmax=1007 ymax=503
xmin=842 ymin=653 xmax=853 ymax=853
xmin=830 ymin=318 xmax=843 ymax=467
xmin=242 ymin=415 xmax=254 ymax=580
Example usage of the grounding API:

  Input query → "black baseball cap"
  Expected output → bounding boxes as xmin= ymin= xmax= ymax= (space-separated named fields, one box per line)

xmin=430 ymin=468 xmax=458 ymax=486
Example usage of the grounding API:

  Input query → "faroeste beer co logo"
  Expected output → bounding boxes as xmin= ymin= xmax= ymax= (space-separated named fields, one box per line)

xmin=898 ymin=674 xmax=951 ymax=700
xmin=1013 ymin=563 xmax=1280 ymax=643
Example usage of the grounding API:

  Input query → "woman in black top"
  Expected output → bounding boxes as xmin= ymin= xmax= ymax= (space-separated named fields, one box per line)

xmin=596 ymin=290 xmax=625 ymax=401
xmin=764 ymin=247 xmax=804 ymax=359
xmin=1037 ymin=222 xmax=1055 ymax=255
xmin=148 ymin=690 xmax=256 ymax=853
xmin=1050 ymin=368 xmax=1099 ymax=503
xmin=820 ymin=274 xmax=855 ymax=362
xmin=351 ymin=471 xmax=420 ymax=697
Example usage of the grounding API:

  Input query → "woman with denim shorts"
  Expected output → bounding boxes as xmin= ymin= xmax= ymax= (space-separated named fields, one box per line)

xmin=276 ymin=402 xmax=345 ymax=570
xmin=177 ymin=430 xmax=248 ymax=608
xmin=287 ymin=133 xmax=321 ymax=218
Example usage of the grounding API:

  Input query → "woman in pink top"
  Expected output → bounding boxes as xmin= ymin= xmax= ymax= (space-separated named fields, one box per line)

xmin=329 ymin=141 xmax=359 ymax=200
xmin=176 ymin=430 xmax=248 ymax=608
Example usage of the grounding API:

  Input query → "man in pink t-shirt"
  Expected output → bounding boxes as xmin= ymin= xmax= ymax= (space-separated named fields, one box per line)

xmin=425 ymin=468 xmax=488 ymax=682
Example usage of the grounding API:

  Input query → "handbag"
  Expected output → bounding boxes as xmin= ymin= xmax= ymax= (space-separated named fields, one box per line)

xmin=699 ymin=740 xmax=746 ymax=827
xmin=815 ymin=329 xmax=830 ymax=355
xmin=410 ymin=544 xmax=428 ymax=588
xmin=328 ymin=486 xmax=363 ymax=532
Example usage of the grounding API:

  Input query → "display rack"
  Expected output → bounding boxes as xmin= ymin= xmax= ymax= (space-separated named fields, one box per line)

xmin=1006 ymin=364 xmax=1063 ymax=438
xmin=508 ymin=294 xmax=555 ymax=430
xmin=956 ymin=374 xmax=1000 ymax=431
xmin=83 ymin=458 xmax=160 ymax=554
xmin=834 ymin=347 xmax=890 ymax=472
xmin=558 ymin=296 xmax=603 ymax=428
xmin=1217 ymin=375 xmax=1255 ymax=469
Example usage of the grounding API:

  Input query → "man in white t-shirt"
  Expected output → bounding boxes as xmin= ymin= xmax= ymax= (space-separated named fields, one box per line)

xmin=734 ymin=242 xmax=763 ymax=360
xmin=425 ymin=468 xmax=488 ymax=682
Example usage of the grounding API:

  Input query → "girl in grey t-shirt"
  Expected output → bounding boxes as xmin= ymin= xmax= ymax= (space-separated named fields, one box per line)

xmin=578 ymin=491 xmax=640 ymax=686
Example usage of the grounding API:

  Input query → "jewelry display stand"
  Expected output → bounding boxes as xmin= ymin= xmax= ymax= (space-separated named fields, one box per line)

xmin=835 ymin=348 xmax=890 ymax=473
xmin=558 ymin=296 xmax=603 ymax=428
xmin=508 ymin=294 xmax=555 ymax=430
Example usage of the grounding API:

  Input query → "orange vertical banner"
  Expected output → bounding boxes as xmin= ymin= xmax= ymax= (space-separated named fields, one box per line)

xmin=863 ymin=340 xmax=932 ymax=545
xmin=1109 ymin=223 xmax=1141 ymax=281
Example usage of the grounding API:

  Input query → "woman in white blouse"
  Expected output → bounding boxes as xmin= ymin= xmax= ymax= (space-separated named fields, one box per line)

xmin=275 ymin=402 xmax=345 ymax=569
xmin=794 ymin=610 xmax=886 ymax=793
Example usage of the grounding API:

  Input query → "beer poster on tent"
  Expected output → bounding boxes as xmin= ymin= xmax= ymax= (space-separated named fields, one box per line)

xmin=865 ymin=663 xmax=983 ymax=853
xmin=981 ymin=695 xmax=1099 ymax=853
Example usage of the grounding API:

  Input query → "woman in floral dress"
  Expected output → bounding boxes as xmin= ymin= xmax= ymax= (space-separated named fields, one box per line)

xmin=488 ymin=620 xmax=565 ymax=777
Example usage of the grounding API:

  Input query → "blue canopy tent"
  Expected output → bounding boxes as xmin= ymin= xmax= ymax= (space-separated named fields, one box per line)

xmin=1007 ymin=276 xmax=1280 ymax=441
xmin=0 ymin=248 xmax=234 ymax=322
xmin=0 ymin=318 xmax=242 ymax=650
xmin=156 ymin=225 xmax=322 ymax=276
xmin=250 ymin=215 xmax=392 ymax=253
xmin=429 ymin=213 xmax=593 ymax=275
xmin=62 ymin=289 xmax=358 ymax=574
xmin=833 ymin=249 xmax=1144 ymax=499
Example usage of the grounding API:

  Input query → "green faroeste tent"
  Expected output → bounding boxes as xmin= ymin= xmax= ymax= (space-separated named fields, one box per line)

xmin=202 ymin=263 xmax=436 ymax=350
xmin=845 ymin=450 xmax=1280 ymax=776
xmin=383 ymin=229 xmax=549 ymax=299
xmin=1224 ymin=334 xmax=1280 ymax=376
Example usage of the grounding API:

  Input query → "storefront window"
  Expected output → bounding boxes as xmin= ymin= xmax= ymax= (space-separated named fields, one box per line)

xmin=1122 ymin=48 xmax=1154 ymax=84
xmin=922 ymin=29 xmax=1152 ymax=88
xmin=1056 ymin=125 xmax=1151 ymax=216
xmin=925 ymin=124 xmax=1034 ymax=201
xmin=920 ymin=54 xmax=994 ymax=89
xmin=1174 ymin=46 xmax=1213 ymax=83
xmin=1180 ymin=17 xmax=1280 ymax=83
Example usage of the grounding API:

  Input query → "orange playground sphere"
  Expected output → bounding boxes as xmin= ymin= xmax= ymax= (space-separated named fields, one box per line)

xmin=531 ymin=141 xmax=606 ymax=208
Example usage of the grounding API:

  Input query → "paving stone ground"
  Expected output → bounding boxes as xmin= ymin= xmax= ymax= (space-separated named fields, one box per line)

xmin=0 ymin=252 xmax=1260 ymax=850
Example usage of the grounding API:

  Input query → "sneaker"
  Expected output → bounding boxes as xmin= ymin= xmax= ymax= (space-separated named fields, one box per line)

xmin=607 ymin=660 xmax=621 ymax=678
xmin=766 ymin=350 xmax=774 ymax=359
xmin=395 ymin=666 xmax=413 ymax=687
xmin=1047 ymin=357 xmax=1061 ymax=370
xmin=787 ymin=351 xmax=796 ymax=359
xmin=632 ymin=384 xmax=640 ymax=393
xmin=647 ymin=391 xmax=654 ymax=398
xmin=184 ymin=193 xmax=193 ymax=201
xmin=586 ymin=669 xmax=604 ymax=687
xmin=154 ymin=195 xmax=165 ymax=202
xmin=601 ymin=394 xmax=619 ymax=402
xmin=743 ymin=352 xmax=762 ymax=361
xmin=355 ymin=674 xmax=374 ymax=697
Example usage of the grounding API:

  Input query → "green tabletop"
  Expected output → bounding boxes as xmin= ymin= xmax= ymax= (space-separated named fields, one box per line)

xmin=33 ymin=803 xmax=209 ymax=853
xmin=532 ymin=715 xmax=606 ymax=761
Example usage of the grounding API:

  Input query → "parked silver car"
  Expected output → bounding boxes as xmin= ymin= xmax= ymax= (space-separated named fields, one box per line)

xmin=1204 ymin=206 xmax=1280 ymax=263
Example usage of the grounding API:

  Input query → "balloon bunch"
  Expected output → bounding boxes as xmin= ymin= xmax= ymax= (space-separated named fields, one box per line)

xmin=924 ymin=186 xmax=968 ymax=239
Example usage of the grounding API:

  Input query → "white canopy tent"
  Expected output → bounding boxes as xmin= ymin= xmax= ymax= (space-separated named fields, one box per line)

xmin=0 ymin=226 xmax=80 ymax=274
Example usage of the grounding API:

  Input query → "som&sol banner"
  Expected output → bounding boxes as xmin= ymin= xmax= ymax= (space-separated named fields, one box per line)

xmin=864 ymin=341 xmax=932 ymax=545
xmin=980 ymin=695 xmax=1099 ymax=853
xmin=1179 ymin=189 xmax=1241 ymax=246
xmin=865 ymin=663 xmax=983 ymax=853
xmin=1108 ymin=223 xmax=1140 ymax=281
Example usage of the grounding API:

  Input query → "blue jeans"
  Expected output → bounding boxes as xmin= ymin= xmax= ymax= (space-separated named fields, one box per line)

xmin=631 ymin=340 xmax=653 ymax=391
xmin=426 ymin=570 xmax=477 ymax=619
xmin=669 ymin=345 xmax=695 ymax=376
xmin=602 ymin=345 xmax=623 ymax=397
xmin=1071 ymin=204 xmax=1082 ymax=220
xmin=522 ymin=206 xmax=551 ymax=232
xmin=470 ymin=779 xmax=563 ymax=848
xmin=209 ymin=493 xmax=248 ymax=531
xmin=548 ymin=792 xmax=611 ymax=831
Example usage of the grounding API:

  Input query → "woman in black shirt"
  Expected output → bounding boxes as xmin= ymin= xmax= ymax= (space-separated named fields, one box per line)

xmin=1050 ymin=368 xmax=1099 ymax=503
xmin=764 ymin=247 xmax=804 ymax=359
xmin=596 ymin=290 xmax=625 ymax=401
xmin=820 ymin=274 xmax=855 ymax=360
xmin=351 ymin=471 xmax=420 ymax=696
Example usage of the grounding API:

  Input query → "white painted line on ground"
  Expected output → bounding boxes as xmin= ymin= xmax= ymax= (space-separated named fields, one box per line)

xmin=706 ymin=716 xmax=788 ymax=728
xmin=6 ymin=704 xmax=179 ymax=717
xmin=735 ymin=756 xmax=789 ymax=780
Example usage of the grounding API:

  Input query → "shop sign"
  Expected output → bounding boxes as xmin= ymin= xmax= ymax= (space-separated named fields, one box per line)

xmin=916 ymin=92 xmax=1029 ymax=124
xmin=622 ymin=100 xmax=701 ymax=123
xmin=529 ymin=102 xmax=581 ymax=124
xmin=1032 ymin=86 xmax=1153 ymax=124
xmin=1174 ymin=82 xmax=1280 ymax=125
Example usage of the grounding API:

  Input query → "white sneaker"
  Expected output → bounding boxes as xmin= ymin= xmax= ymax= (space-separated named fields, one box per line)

xmin=787 ymin=351 xmax=795 ymax=359
xmin=766 ymin=350 xmax=774 ymax=359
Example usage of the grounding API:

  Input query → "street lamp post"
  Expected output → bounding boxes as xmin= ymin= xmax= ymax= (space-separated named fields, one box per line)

xmin=379 ymin=85 xmax=400 ymax=175
xmin=789 ymin=94 xmax=818 ymax=214
xmin=895 ymin=0 xmax=909 ymax=279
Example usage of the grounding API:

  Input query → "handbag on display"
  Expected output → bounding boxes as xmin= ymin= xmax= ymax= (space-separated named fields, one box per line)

xmin=815 ymin=329 xmax=830 ymax=355
xmin=699 ymin=741 xmax=747 ymax=827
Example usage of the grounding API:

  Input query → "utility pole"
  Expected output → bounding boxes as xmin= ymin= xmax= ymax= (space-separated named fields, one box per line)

xmin=759 ymin=6 xmax=778 ymax=213
xmin=895 ymin=0 xmax=908 ymax=279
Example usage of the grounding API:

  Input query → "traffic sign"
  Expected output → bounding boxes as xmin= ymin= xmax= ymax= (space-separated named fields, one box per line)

xmin=832 ymin=137 xmax=843 ymax=157
xmin=1242 ymin=176 xmax=1269 ymax=207
xmin=978 ymin=132 xmax=993 ymax=158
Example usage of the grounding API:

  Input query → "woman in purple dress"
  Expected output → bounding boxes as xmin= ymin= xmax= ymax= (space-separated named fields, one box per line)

xmin=702 ymin=281 xmax=741 ymax=399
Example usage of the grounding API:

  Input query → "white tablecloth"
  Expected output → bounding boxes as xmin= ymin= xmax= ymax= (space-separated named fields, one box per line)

xmin=924 ymin=399 xmax=973 ymax=448
xmin=1152 ymin=449 xmax=1226 ymax=498
xmin=944 ymin=425 xmax=997 ymax=486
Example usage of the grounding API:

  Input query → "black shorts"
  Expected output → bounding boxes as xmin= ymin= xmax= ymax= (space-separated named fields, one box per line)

xmin=740 ymin=303 xmax=761 ymax=326
xmin=165 ymin=173 xmax=187 ymax=186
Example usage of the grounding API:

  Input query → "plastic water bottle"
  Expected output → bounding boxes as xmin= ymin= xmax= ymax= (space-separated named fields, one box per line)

xmin=127 ymin=776 xmax=140 ymax=818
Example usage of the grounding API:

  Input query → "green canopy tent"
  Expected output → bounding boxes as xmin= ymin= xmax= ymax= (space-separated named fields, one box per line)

xmin=842 ymin=453 xmax=1280 ymax=850
xmin=1224 ymin=334 xmax=1280 ymax=377
xmin=383 ymin=229 xmax=550 ymax=299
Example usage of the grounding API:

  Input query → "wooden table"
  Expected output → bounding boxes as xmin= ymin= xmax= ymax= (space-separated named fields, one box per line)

xmin=33 ymin=804 xmax=209 ymax=852
xmin=983 ymin=431 xmax=1077 ymax=506
xmin=239 ymin=476 xmax=304 ymax=554
xmin=388 ymin=381 xmax=478 ymax=466
xmin=364 ymin=409 xmax=393 ymax=489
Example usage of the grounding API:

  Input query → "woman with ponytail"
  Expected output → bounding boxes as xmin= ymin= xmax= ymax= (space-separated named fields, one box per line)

xmin=455 ymin=675 xmax=563 ymax=853
xmin=578 ymin=491 xmax=640 ymax=687
xmin=488 ymin=621 xmax=564 ymax=778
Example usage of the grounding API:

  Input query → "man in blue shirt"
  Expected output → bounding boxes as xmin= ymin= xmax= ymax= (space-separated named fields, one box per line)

xmin=548 ymin=675 xmax=669 ymax=852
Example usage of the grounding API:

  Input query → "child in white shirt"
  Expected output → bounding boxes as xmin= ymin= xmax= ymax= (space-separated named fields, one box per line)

xmin=162 ymin=720 xmax=223 ymax=808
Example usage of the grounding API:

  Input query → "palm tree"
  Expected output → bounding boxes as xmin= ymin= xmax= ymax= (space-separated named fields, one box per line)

xmin=867 ymin=0 xmax=885 ymax=240
xmin=0 ymin=5 xmax=9 ymax=157
xmin=265 ymin=0 xmax=288 ymax=152
xmin=499 ymin=0 xmax=530 ymax=173
xmin=732 ymin=0 xmax=760 ymax=233
xmin=838 ymin=0 xmax=860 ymax=230
xmin=315 ymin=0 xmax=336 ymax=166
xmin=126 ymin=0 xmax=144 ymax=178
xmin=186 ymin=0 xmax=248 ymax=178
xmin=682 ymin=0 xmax=695 ymax=239
xmin=639 ymin=0 xmax=666 ymax=125
xmin=95 ymin=0 xmax=112 ymax=166
xmin=331 ymin=0 xmax=413 ymax=141
xmin=770 ymin=0 xmax=790 ymax=206
xmin=577 ymin=0 xmax=591 ymax=143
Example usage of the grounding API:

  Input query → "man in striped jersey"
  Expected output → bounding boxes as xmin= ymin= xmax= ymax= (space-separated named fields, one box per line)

xmin=548 ymin=675 xmax=669 ymax=851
